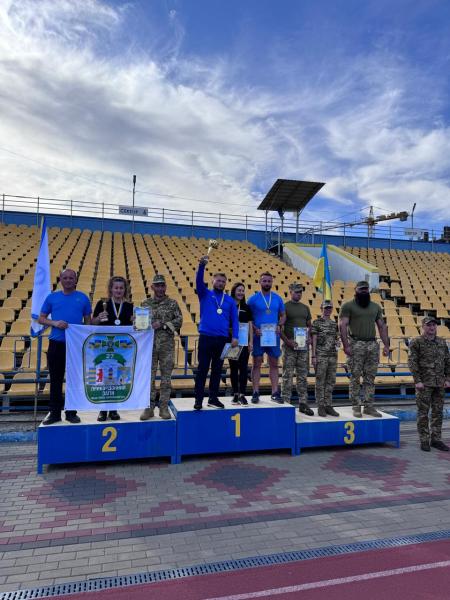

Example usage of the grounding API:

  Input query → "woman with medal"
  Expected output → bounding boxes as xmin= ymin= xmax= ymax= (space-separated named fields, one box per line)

xmin=92 ymin=276 xmax=134 ymax=422
xmin=229 ymin=283 xmax=252 ymax=405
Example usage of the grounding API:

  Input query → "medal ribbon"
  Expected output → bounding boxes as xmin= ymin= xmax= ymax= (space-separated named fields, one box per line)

xmin=112 ymin=300 xmax=123 ymax=322
xmin=260 ymin=291 xmax=272 ymax=312
xmin=212 ymin=291 xmax=225 ymax=312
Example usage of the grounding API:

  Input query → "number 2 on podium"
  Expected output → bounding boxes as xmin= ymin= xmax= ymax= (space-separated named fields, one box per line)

xmin=344 ymin=421 xmax=355 ymax=444
xmin=231 ymin=413 xmax=241 ymax=438
xmin=102 ymin=427 xmax=117 ymax=452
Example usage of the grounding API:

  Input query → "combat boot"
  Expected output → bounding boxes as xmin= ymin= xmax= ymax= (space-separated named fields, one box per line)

xmin=159 ymin=403 xmax=172 ymax=420
xmin=140 ymin=406 xmax=154 ymax=420
xmin=363 ymin=406 xmax=382 ymax=418
xmin=299 ymin=403 xmax=314 ymax=416
xmin=325 ymin=406 xmax=340 ymax=417
xmin=352 ymin=405 xmax=362 ymax=418
xmin=317 ymin=406 xmax=327 ymax=417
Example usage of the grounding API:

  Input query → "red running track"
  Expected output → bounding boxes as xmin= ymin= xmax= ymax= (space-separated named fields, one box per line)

xmin=50 ymin=539 xmax=450 ymax=600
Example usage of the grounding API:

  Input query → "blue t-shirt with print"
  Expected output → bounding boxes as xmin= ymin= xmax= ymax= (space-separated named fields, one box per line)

xmin=41 ymin=291 xmax=92 ymax=342
xmin=247 ymin=291 xmax=285 ymax=328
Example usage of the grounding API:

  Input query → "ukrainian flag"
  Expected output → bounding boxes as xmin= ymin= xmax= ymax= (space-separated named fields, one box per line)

xmin=313 ymin=242 xmax=332 ymax=300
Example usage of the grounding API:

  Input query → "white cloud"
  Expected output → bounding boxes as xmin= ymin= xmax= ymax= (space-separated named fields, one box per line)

xmin=0 ymin=0 xmax=449 ymax=231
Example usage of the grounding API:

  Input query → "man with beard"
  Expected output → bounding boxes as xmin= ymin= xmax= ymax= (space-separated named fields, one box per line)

xmin=247 ymin=272 xmax=286 ymax=404
xmin=140 ymin=274 xmax=183 ymax=420
xmin=339 ymin=281 xmax=389 ymax=418
xmin=193 ymin=256 xmax=239 ymax=410
xmin=408 ymin=316 xmax=450 ymax=452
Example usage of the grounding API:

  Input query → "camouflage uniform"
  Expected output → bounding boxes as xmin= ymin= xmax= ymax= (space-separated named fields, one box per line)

xmin=141 ymin=296 xmax=183 ymax=411
xmin=347 ymin=340 xmax=379 ymax=407
xmin=408 ymin=336 xmax=450 ymax=444
xmin=281 ymin=347 xmax=309 ymax=404
xmin=311 ymin=317 xmax=338 ymax=408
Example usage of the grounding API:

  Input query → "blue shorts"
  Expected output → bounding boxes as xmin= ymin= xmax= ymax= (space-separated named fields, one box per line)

xmin=252 ymin=335 xmax=281 ymax=359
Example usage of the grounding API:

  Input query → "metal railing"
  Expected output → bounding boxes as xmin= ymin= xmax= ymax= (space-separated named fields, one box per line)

xmin=0 ymin=193 xmax=444 ymax=245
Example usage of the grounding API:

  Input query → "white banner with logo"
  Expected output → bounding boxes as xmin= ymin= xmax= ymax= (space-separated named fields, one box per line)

xmin=65 ymin=325 xmax=153 ymax=411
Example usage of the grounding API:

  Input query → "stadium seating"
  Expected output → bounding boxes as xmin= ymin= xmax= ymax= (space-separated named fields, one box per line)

xmin=0 ymin=223 xmax=449 ymax=403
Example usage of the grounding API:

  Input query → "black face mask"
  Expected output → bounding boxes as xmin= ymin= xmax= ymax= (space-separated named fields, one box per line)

xmin=355 ymin=292 xmax=371 ymax=307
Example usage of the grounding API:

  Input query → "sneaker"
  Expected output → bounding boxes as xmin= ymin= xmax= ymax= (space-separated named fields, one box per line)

xmin=430 ymin=440 xmax=450 ymax=452
xmin=239 ymin=395 xmax=249 ymax=406
xmin=207 ymin=397 xmax=225 ymax=409
xmin=352 ymin=406 xmax=362 ymax=418
xmin=193 ymin=400 xmax=203 ymax=411
xmin=159 ymin=406 xmax=172 ymax=420
xmin=109 ymin=411 xmax=120 ymax=420
xmin=363 ymin=406 xmax=382 ymax=418
xmin=299 ymin=403 xmax=314 ymax=416
xmin=65 ymin=412 xmax=81 ymax=424
xmin=97 ymin=411 xmax=107 ymax=422
xmin=270 ymin=391 xmax=284 ymax=404
xmin=420 ymin=441 xmax=431 ymax=452
xmin=231 ymin=393 xmax=240 ymax=405
xmin=140 ymin=407 xmax=154 ymax=420
xmin=317 ymin=406 xmax=327 ymax=417
xmin=251 ymin=392 xmax=260 ymax=404
xmin=325 ymin=406 xmax=340 ymax=417
xmin=42 ymin=412 xmax=61 ymax=426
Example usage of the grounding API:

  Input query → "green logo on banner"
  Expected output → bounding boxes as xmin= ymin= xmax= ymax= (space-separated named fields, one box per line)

xmin=83 ymin=333 xmax=137 ymax=403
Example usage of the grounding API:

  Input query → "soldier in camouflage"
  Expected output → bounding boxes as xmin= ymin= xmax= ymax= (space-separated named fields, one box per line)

xmin=339 ymin=281 xmax=390 ymax=418
xmin=408 ymin=316 xmax=450 ymax=452
xmin=311 ymin=300 xmax=340 ymax=417
xmin=280 ymin=283 xmax=313 ymax=415
xmin=140 ymin=274 xmax=183 ymax=420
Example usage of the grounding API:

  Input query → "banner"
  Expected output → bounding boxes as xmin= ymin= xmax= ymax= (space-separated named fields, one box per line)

xmin=30 ymin=218 xmax=51 ymax=336
xmin=312 ymin=242 xmax=332 ymax=301
xmin=65 ymin=325 xmax=154 ymax=411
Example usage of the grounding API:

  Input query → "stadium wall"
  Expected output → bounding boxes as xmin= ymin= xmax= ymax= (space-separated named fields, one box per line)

xmin=3 ymin=210 xmax=450 ymax=254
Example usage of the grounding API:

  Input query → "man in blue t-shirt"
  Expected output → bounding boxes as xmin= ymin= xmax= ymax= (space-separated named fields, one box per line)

xmin=194 ymin=256 xmax=239 ymax=410
xmin=39 ymin=268 xmax=91 ymax=425
xmin=247 ymin=272 xmax=286 ymax=404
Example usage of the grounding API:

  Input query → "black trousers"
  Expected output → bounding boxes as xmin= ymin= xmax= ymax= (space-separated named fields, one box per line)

xmin=194 ymin=334 xmax=228 ymax=402
xmin=229 ymin=347 xmax=249 ymax=394
xmin=47 ymin=340 xmax=76 ymax=416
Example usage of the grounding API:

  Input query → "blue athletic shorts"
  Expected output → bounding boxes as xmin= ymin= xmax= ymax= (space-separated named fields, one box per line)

xmin=252 ymin=335 xmax=281 ymax=358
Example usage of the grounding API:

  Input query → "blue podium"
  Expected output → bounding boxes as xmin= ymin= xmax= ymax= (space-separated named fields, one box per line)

xmin=295 ymin=406 xmax=400 ymax=454
xmin=170 ymin=397 xmax=296 ymax=463
xmin=37 ymin=410 xmax=177 ymax=473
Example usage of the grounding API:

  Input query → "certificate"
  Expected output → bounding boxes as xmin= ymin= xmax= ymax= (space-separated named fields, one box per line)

xmin=294 ymin=327 xmax=307 ymax=350
xmin=134 ymin=306 xmax=152 ymax=330
xmin=238 ymin=323 xmax=249 ymax=346
xmin=260 ymin=323 xmax=277 ymax=347
xmin=220 ymin=343 xmax=243 ymax=361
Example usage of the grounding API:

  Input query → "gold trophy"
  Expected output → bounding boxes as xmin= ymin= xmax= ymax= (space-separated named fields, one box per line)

xmin=207 ymin=239 xmax=219 ymax=255
xmin=100 ymin=298 xmax=109 ymax=322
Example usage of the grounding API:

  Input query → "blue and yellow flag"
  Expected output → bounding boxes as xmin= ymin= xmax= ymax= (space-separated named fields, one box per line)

xmin=312 ymin=242 xmax=332 ymax=301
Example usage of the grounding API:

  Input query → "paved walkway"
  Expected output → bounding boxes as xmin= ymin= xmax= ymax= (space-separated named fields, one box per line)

xmin=1 ymin=422 xmax=450 ymax=593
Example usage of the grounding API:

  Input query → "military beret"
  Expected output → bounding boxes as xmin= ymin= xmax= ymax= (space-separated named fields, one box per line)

xmin=422 ymin=316 xmax=438 ymax=325
xmin=289 ymin=282 xmax=304 ymax=292
xmin=355 ymin=280 xmax=370 ymax=289
xmin=152 ymin=274 xmax=166 ymax=284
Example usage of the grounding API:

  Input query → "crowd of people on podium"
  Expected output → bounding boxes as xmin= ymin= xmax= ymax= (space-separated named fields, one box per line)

xmin=38 ymin=256 xmax=450 ymax=452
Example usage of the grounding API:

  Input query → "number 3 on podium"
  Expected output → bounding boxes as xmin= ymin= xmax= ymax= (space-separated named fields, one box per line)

xmin=102 ymin=427 xmax=118 ymax=452
xmin=344 ymin=421 xmax=355 ymax=445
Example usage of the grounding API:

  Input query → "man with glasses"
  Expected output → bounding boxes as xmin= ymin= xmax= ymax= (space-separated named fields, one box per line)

xmin=408 ymin=316 xmax=450 ymax=452
xmin=311 ymin=300 xmax=340 ymax=417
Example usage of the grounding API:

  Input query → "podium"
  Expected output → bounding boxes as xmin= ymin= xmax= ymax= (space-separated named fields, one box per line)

xmin=37 ymin=410 xmax=177 ymax=473
xmin=170 ymin=397 xmax=296 ymax=463
xmin=295 ymin=406 xmax=400 ymax=454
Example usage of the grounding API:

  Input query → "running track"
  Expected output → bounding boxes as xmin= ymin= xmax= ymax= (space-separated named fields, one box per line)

xmin=49 ymin=539 xmax=450 ymax=600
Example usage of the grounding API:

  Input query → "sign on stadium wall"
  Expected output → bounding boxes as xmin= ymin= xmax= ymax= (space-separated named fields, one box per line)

xmin=119 ymin=205 xmax=148 ymax=217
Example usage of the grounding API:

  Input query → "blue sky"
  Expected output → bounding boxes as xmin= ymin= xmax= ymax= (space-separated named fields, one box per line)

xmin=0 ymin=0 xmax=449 ymax=234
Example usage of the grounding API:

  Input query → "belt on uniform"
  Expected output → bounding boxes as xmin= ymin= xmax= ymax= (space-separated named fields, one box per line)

xmin=350 ymin=337 xmax=376 ymax=342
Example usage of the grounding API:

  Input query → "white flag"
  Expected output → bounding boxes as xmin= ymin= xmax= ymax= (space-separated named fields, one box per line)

xmin=31 ymin=219 xmax=51 ymax=336
xmin=65 ymin=325 xmax=154 ymax=411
